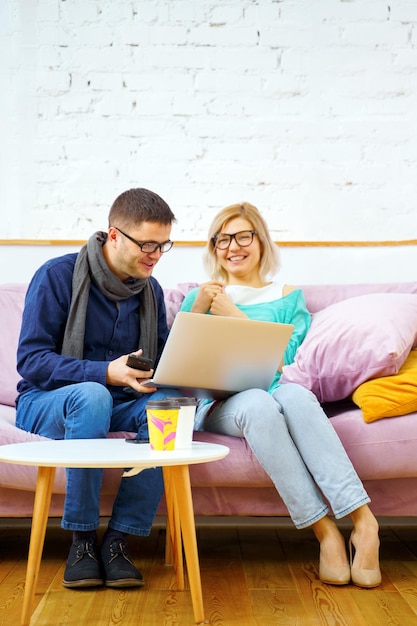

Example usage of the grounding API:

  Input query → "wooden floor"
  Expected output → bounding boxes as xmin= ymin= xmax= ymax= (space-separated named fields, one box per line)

xmin=1 ymin=519 xmax=417 ymax=625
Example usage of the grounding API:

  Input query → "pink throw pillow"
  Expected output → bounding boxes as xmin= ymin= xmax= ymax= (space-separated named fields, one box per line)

xmin=281 ymin=293 xmax=417 ymax=403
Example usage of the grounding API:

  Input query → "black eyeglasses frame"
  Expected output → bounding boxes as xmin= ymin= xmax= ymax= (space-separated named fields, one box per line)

xmin=114 ymin=226 xmax=174 ymax=254
xmin=212 ymin=229 xmax=258 ymax=250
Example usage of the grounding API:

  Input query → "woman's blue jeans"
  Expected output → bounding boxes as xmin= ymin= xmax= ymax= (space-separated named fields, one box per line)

xmin=16 ymin=382 xmax=179 ymax=536
xmin=198 ymin=383 xmax=370 ymax=529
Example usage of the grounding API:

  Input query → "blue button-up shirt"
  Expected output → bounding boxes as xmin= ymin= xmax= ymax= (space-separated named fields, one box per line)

xmin=16 ymin=253 xmax=169 ymax=404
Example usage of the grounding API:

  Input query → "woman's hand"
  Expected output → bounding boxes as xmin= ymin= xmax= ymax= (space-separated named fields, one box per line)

xmin=106 ymin=350 xmax=156 ymax=394
xmin=190 ymin=281 xmax=225 ymax=313
xmin=210 ymin=291 xmax=248 ymax=319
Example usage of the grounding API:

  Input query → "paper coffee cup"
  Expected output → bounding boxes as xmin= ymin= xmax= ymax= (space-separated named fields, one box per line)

xmin=146 ymin=400 xmax=180 ymax=450
xmin=167 ymin=397 xmax=197 ymax=449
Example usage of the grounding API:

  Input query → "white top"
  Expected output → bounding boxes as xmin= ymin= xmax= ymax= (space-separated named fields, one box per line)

xmin=0 ymin=439 xmax=230 ymax=469
xmin=225 ymin=283 xmax=284 ymax=305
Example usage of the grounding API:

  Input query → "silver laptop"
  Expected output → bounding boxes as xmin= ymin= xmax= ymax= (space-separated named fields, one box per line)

xmin=143 ymin=311 xmax=294 ymax=399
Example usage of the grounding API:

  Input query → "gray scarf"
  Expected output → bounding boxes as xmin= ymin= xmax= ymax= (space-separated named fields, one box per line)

xmin=61 ymin=231 xmax=158 ymax=361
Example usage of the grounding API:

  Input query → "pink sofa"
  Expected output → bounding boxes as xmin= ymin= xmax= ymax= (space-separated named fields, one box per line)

xmin=2 ymin=281 xmax=417 ymax=520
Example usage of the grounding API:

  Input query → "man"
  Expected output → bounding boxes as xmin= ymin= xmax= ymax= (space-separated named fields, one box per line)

xmin=16 ymin=188 xmax=178 ymax=589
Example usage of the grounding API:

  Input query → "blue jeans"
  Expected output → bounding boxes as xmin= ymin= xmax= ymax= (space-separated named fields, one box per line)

xmin=197 ymin=383 xmax=370 ymax=529
xmin=16 ymin=382 xmax=179 ymax=535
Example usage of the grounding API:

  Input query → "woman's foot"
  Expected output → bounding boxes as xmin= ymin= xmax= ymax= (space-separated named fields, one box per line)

xmin=349 ymin=507 xmax=381 ymax=588
xmin=313 ymin=517 xmax=350 ymax=585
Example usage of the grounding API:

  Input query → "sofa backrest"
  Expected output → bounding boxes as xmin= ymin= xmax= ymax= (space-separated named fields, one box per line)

xmin=299 ymin=282 xmax=417 ymax=314
xmin=163 ymin=282 xmax=198 ymax=327
xmin=0 ymin=284 xmax=27 ymax=406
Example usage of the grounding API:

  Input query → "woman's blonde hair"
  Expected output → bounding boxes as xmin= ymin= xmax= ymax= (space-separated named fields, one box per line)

xmin=203 ymin=202 xmax=280 ymax=282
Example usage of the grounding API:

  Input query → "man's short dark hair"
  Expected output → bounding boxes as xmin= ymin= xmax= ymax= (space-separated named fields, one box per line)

xmin=108 ymin=188 xmax=176 ymax=228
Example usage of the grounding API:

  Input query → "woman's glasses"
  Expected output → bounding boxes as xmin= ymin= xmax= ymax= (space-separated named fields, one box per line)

xmin=115 ymin=227 xmax=174 ymax=254
xmin=212 ymin=230 xmax=258 ymax=250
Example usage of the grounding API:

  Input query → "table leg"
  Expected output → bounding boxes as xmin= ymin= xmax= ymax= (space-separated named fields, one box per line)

xmin=21 ymin=466 xmax=56 ymax=626
xmin=164 ymin=512 xmax=173 ymax=564
xmin=163 ymin=467 xmax=184 ymax=589
xmin=166 ymin=465 xmax=205 ymax=625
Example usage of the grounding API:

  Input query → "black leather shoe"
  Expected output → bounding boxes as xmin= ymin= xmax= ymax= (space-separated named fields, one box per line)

xmin=101 ymin=537 xmax=144 ymax=588
xmin=62 ymin=538 xmax=103 ymax=588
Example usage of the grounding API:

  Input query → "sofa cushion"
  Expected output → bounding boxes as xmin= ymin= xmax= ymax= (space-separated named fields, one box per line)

xmin=163 ymin=282 xmax=198 ymax=327
xmin=0 ymin=284 xmax=27 ymax=407
xmin=281 ymin=293 xmax=417 ymax=403
xmin=328 ymin=405 xmax=417 ymax=480
xmin=352 ymin=349 xmax=417 ymax=423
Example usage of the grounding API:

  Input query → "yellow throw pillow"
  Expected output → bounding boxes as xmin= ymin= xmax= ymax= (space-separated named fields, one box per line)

xmin=352 ymin=349 xmax=417 ymax=423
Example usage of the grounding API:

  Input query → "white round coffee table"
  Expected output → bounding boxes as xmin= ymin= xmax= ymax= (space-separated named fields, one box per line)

xmin=0 ymin=438 xmax=229 ymax=625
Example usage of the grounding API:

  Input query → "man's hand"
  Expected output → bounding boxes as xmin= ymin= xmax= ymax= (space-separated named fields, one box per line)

xmin=106 ymin=350 xmax=157 ymax=393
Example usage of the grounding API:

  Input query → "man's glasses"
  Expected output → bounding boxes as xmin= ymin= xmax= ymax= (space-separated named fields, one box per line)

xmin=114 ymin=227 xmax=174 ymax=254
xmin=212 ymin=230 xmax=258 ymax=250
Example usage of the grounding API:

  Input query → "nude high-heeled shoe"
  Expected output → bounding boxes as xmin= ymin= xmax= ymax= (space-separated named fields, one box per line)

xmin=319 ymin=561 xmax=351 ymax=586
xmin=349 ymin=536 xmax=382 ymax=588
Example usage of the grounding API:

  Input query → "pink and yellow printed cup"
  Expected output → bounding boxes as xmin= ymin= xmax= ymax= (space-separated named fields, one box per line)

xmin=146 ymin=400 xmax=180 ymax=450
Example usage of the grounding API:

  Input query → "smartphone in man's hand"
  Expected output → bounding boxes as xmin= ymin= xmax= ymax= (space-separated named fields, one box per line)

xmin=126 ymin=354 xmax=154 ymax=370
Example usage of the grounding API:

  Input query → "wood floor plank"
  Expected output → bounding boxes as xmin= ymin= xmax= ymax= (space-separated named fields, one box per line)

xmin=385 ymin=560 xmax=417 ymax=618
xmin=249 ymin=588 xmax=313 ymax=625
xmin=197 ymin=527 xmax=257 ymax=624
xmin=144 ymin=529 xmax=180 ymax=591
xmin=350 ymin=588 xmax=417 ymax=626
xmin=0 ymin=582 xmax=25 ymax=626
xmin=238 ymin=527 xmax=294 ymax=590
xmin=138 ymin=589 xmax=196 ymax=625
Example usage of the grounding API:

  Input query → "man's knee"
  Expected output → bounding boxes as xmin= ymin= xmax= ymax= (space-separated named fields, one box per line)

xmin=64 ymin=383 xmax=113 ymax=437
xmin=66 ymin=382 xmax=112 ymax=410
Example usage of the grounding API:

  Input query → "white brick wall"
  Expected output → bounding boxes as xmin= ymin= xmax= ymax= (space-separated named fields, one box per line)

xmin=1 ymin=0 xmax=417 ymax=241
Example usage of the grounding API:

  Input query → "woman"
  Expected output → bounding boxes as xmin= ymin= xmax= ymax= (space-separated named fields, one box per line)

xmin=181 ymin=202 xmax=381 ymax=588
